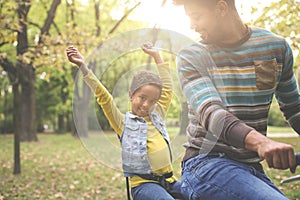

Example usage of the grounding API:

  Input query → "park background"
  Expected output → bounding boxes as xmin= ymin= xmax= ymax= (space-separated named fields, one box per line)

xmin=0 ymin=0 xmax=300 ymax=199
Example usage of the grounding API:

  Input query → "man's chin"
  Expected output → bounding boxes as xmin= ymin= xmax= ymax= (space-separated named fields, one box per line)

xmin=198 ymin=35 xmax=208 ymax=43
xmin=200 ymin=36 xmax=214 ymax=44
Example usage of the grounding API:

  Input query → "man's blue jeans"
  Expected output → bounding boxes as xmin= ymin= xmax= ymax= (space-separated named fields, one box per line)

xmin=131 ymin=181 xmax=182 ymax=200
xmin=181 ymin=152 xmax=288 ymax=200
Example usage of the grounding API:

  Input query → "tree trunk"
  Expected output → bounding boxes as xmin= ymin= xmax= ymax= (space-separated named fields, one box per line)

xmin=19 ymin=63 xmax=37 ymax=141
xmin=75 ymin=99 xmax=89 ymax=138
xmin=13 ymin=83 xmax=21 ymax=174
xmin=0 ymin=45 xmax=22 ymax=174
xmin=72 ymin=66 xmax=92 ymax=138
xmin=58 ymin=114 xmax=65 ymax=133
xmin=57 ymin=73 xmax=69 ymax=133
xmin=16 ymin=0 xmax=37 ymax=142
xmin=93 ymin=0 xmax=101 ymax=37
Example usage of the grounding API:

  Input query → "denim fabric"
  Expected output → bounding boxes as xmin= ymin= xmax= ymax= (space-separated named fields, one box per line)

xmin=149 ymin=111 xmax=170 ymax=142
xmin=131 ymin=181 xmax=183 ymax=200
xmin=181 ymin=153 xmax=288 ymax=200
xmin=121 ymin=111 xmax=171 ymax=177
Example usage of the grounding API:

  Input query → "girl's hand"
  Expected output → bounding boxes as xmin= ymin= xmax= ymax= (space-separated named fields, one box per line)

xmin=141 ymin=42 xmax=158 ymax=55
xmin=141 ymin=42 xmax=163 ymax=64
xmin=66 ymin=46 xmax=85 ymax=67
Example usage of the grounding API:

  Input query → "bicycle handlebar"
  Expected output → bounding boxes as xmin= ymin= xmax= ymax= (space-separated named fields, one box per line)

xmin=296 ymin=152 xmax=300 ymax=166
xmin=280 ymin=152 xmax=300 ymax=185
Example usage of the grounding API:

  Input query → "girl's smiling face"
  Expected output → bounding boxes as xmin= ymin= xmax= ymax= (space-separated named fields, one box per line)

xmin=130 ymin=84 xmax=161 ymax=117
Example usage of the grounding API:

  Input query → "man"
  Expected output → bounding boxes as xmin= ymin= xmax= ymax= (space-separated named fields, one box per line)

xmin=174 ymin=0 xmax=300 ymax=199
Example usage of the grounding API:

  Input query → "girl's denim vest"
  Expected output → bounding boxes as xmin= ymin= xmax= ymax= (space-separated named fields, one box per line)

xmin=120 ymin=111 xmax=171 ymax=177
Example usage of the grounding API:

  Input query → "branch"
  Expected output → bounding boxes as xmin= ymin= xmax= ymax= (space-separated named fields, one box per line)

xmin=52 ymin=21 xmax=61 ymax=35
xmin=28 ymin=21 xmax=42 ymax=29
xmin=0 ymin=55 xmax=17 ymax=83
xmin=2 ymin=25 xmax=19 ymax=32
xmin=93 ymin=0 xmax=101 ymax=37
xmin=39 ymin=0 xmax=62 ymax=43
xmin=108 ymin=1 xmax=142 ymax=35
xmin=0 ymin=41 xmax=9 ymax=47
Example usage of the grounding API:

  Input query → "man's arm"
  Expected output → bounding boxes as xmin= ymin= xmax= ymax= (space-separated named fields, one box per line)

xmin=177 ymin=46 xmax=253 ymax=147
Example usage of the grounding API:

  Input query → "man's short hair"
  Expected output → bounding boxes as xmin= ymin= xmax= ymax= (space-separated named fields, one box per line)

xmin=173 ymin=0 xmax=235 ymax=9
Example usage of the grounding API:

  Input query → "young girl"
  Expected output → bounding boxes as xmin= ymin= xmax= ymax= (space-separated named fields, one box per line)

xmin=66 ymin=43 xmax=183 ymax=200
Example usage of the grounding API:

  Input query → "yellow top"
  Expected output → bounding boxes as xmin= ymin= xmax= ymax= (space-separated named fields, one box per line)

xmin=83 ymin=63 xmax=176 ymax=188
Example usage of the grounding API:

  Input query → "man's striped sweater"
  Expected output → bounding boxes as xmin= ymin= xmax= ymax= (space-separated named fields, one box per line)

xmin=177 ymin=26 xmax=300 ymax=163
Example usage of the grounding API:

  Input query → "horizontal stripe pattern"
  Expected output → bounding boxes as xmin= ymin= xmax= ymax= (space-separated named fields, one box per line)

xmin=177 ymin=27 xmax=300 ymax=162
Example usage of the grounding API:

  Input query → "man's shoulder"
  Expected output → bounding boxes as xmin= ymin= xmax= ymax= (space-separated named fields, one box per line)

xmin=250 ymin=26 xmax=286 ymax=41
xmin=183 ymin=41 xmax=208 ymax=50
xmin=178 ymin=41 xmax=210 ymax=58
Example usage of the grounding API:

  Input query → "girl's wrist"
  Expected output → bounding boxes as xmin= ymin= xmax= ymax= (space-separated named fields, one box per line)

xmin=79 ymin=63 xmax=89 ymax=76
xmin=154 ymin=57 xmax=163 ymax=64
xmin=152 ymin=53 xmax=163 ymax=64
xmin=79 ymin=62 xmax=86 ymax=68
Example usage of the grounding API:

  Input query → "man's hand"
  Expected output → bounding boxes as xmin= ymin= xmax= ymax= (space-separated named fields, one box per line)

xmin=245 ymin=130 xmax=297 ymax=173
xmin=66 ymin=45 xmax=85 ymax=67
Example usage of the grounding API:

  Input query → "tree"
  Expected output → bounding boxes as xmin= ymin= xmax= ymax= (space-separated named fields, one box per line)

xmin=0 ymin=0 xmax=62 ymax=174
xmin=0 ymin=0 xmax=62 ymax=143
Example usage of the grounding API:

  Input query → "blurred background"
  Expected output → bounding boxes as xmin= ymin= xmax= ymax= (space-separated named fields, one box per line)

xmin=0 ymin=0 xmax=300 ymax=199
xmin=1 ymin=0 xmax=299 ymax=140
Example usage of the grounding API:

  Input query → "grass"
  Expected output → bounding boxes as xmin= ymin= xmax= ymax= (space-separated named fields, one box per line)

xmin=0 ymin=134 xmax=126 ymax=200
xmin=0 ymin=128 xmax=299 ymax=200
xmin=267 ymin=126 xmax=294 ymax=133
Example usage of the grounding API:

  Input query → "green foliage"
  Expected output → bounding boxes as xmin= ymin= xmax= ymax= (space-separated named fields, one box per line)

xmin=0 ymin=0 xmax=150 ymax=133
xmin=35 ymin=68 xmax=74 ymax=131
